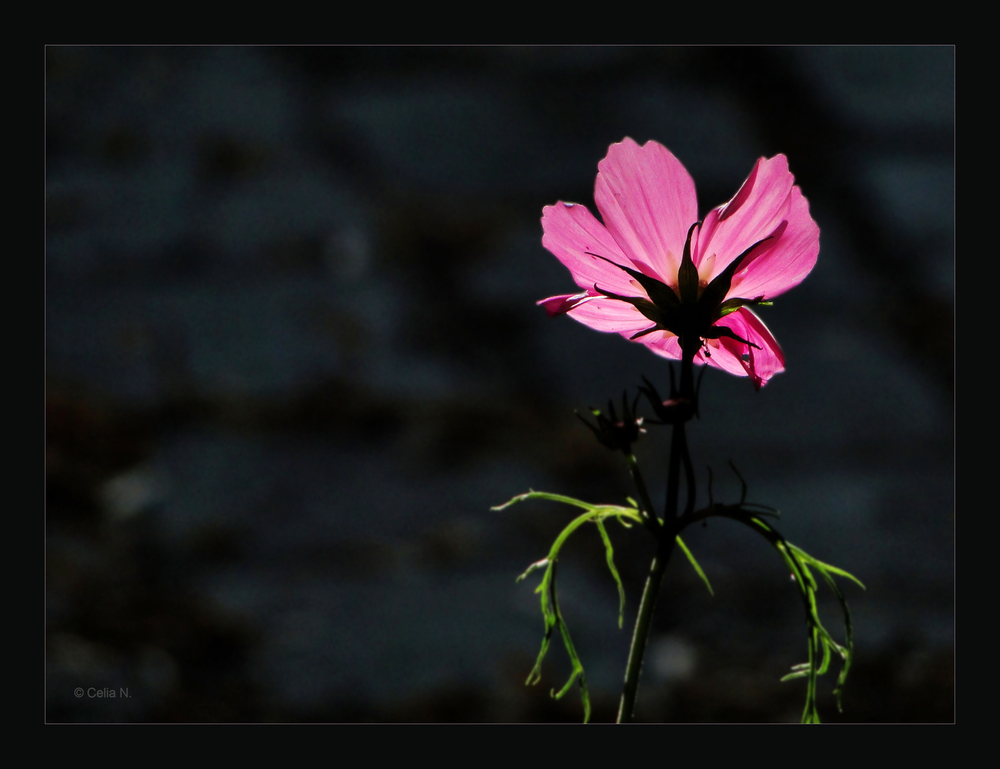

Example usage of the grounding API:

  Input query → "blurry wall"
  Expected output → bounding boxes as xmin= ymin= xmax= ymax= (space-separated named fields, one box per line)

xmin=46 ymin=46 xmax=953 ymax=722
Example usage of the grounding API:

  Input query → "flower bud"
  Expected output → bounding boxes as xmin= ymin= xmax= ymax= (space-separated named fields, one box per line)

xmin=576 ymin=392 xmax=645 ymax=453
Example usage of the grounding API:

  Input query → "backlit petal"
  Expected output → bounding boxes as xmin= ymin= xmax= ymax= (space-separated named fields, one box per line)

xmin=564 ymin=295 xmax=656 ymax=336
xmin=635 ymin=329 xmax=683 ymax=361
xmin=728 ymin=186 xmax=820 ymax=300
xmin=711 ymin=308 xmax=786 ymax=389
xmin=541 ymin=201 xmax=643 ymax=297
xmin=695 ymin=337 xmax=746 ymax=377
xmin=694 ymin=155 xmax=795 ymax=282
xmin=537 ymin=140 xmax=817 ymax=388
xmin=594 ymin=138 xmax=698 ymax=284
xmin=538 ymin=292 xmax=592 ymax=317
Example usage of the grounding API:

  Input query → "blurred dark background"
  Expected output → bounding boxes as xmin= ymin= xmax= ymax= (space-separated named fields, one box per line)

xmin=45 ymin=45 xmax=953 ymax=722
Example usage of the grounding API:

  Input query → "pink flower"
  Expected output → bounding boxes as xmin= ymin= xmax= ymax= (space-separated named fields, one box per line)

xmin=538 ymin=138 xmax=819 ymax=389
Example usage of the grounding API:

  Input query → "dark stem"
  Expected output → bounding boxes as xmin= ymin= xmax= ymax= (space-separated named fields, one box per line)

xmin=664 ymin=422 xmax=685 ymax=524
xmin=678 ymin=337 xmax=697 ymax=401
xmin=664 ymin=338 xmax=698 ymax=522
xmin=617 ymin=337 xmax=699 ymax=723
xmin=625 ymin=453 xmax=660 ymax=531
xmin=681 ymin=426 xmax=697 ymax=519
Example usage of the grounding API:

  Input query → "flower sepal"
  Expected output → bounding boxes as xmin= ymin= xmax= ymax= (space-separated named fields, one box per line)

xmin=716 ymin=296 xmax=772 ymax=319
xmin=702 ymin=325 xmax=761 ymax=350
xmin=589 ymin=223 xmax=781 ymax=358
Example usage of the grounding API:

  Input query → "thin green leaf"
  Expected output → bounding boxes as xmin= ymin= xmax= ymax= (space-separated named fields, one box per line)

xmin=791 ymin=547 xmax=866 ymax=590
xmin=708 ymin=506 xmax=862 ymax=724
xmin=500 ymin=489 xmax=645 ymax=723
xmin=492 ymin=490 xmax=598 ymax=513
xmin=546 ymin=561 xmax=592 ymax=722
xmin=595 ymin=519 xmax=627 ymax=628
xmin=675 ymin=535 xmax=714 ymax=596
xmin=517 ymin=558 xmax=549 ymax=582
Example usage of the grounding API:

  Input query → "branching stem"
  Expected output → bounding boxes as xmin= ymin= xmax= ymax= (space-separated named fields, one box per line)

xmin=617 ymin=337 xmax=699 ymax=723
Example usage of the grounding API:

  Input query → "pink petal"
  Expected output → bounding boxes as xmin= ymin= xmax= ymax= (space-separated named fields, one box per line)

xmin=538 ymin=292 xmax=592 ymax=317
xmin=693 ymin=155 xmax=795 ymax=282
xmin=544 ymin=292 xmax=677 ymax=348
xmin=565 ymin=295 xmax=657 ymax=336
xmin=643 ymin=332 xmax=684 ymax=362
xmin=541 ymin=201 xmax=645 ymax=297
xmin=711 ymin=308 xmax=786 ymax=389
xmin=728 ymin=186 xmax=820 ymax=300
xmin=695 ymin=337 xmax=746 ymax=377
xmin=594 ymin=138 xmax=698 ymax=285
xmin=637 ymin=309 xmax=784 ymax=386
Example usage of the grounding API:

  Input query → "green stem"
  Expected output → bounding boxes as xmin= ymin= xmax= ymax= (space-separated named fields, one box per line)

xmin=616 ymin=533 xmax=675 ymax=723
